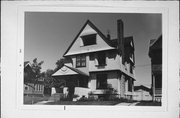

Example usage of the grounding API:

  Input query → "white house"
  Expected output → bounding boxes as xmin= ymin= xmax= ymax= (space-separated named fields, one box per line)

xmin=133 ymin=85 xmax=152 ymax=101
xmin=52 ymin=19 xmax=136 ymax=100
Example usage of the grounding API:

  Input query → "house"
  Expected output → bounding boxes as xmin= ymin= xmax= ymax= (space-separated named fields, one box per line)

xmin=133 ymin=85 xmax=152 ymax=101
xmin=148 ymin=35 xmax=162 ymax=102
xmin=52 ymin=19 xmax=135 ymax=100
xmin=24 ymin=61 xmax=44 ymax=96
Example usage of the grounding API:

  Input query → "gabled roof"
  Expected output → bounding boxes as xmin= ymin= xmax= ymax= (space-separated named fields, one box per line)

xmin=63 ymin=20 xmax=114 ymax=57
xmin=24 ymin=61 xmax=30 ymax=68
xmin=110 ymin=36 xmax=134 ymax=48
xmin=52 ymin=65 xmax=89 ymax=77
xmin=149 ymin=35 xmax=162 ymax=49
xmin=134 ymin=85 xmax=151 ymax=92
xmin=66 ymin=65 xmax=89 ymax=76
xmin=149 ymin=35 xmax=162 ymax=57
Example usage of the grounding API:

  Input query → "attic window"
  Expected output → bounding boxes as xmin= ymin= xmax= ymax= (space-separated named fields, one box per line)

xmin=81 ymin=34 xmax=96 ymax=46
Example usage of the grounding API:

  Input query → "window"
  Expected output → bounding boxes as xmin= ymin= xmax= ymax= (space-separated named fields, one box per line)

xmin=81 ymin=34 xmax=96 ymax=46
xmin=76 ymin=54 xmax=86 ymax=67
xmin=97 ymin=52 xmax=106 ymax=66
xmin=96 ymin=74 xmax=107 ymax=89
xmin=128 ymin=79 xmax=132 ymax=92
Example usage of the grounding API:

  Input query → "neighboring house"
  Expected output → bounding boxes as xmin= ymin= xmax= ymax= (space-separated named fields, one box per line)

xmin=133 ymin=85 xmax=152 ymax=101
xmin=24 ymin=61 xmax=44 ymax=96
xmin=52 ymin=19 xmax=135 ymax=100
xmin=148 ymin=35 xmax=162 ymax=102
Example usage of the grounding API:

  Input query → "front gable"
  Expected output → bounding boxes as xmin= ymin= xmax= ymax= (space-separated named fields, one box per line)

xmin=52 ymin=65 xmax=78 ymax=76
xmin=63 ymin=20 xmax=115 ymax=56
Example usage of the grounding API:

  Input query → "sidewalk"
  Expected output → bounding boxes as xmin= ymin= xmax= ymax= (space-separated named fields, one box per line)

xmin=115 ymin=102 xmax=140 ymax=106
xmin=35 ymin=101 xmax=52 ymax=105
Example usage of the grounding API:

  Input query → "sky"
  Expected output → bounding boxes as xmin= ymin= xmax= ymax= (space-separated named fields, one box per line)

xmin=25 ymin=12 xmax=162 ymax=87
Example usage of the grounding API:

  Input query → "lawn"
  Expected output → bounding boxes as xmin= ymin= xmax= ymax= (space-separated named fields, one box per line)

xmin=45 ymin=101 xmax=120 ymax=105
xmin=135 ymin=101 xmax=161 ymax=106
xmin=24 ymin=95 xmax=50 ymax=104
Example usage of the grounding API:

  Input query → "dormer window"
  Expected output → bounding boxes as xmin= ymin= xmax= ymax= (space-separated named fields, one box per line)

xmin=81 ymin=34 xmax=97 ymax=46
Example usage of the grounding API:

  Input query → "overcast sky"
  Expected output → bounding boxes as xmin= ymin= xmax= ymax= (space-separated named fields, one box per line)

xmin=25 ymin=12 xmax=162 ymax=87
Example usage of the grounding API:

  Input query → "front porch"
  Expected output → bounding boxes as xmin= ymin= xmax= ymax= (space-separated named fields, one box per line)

xmin=52 ymin=65 xmax=89 ymax=100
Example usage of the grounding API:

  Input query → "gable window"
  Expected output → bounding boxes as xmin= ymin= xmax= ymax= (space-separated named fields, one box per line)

xmin=81 ymin=34 xmax=96 ymax=46
xmin=76 ymin=54 xmax=86 ymax=67
xmin=97 ymin=52 xmax=106 ymax=66
xmin=96 ymin=74 xmax=107 ymax=89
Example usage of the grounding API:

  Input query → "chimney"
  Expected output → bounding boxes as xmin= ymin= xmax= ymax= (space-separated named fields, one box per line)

xmin=117 ymin=19 xmax=125 ymax=64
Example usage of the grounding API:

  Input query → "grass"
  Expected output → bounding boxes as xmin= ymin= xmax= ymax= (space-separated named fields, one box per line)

xmin=135 ymin=101 xmax=161 ymax=106
xmin=45 ymin=101 xmax=120 ymax=105
xmin=24 ymin=95 xmax=50 ymax=104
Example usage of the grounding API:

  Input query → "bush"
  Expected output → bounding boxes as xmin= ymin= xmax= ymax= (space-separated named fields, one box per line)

xmin=77 ymin=96 xmax=88 ymax=102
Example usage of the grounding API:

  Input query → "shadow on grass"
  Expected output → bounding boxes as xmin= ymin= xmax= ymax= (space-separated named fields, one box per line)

xmin=45 ymin=101 xmax=121 ymax=105
xmin=135 ymin=101 xmax=161 ymax=106
xmin=24 ymin=95 xmax=50 ymax=105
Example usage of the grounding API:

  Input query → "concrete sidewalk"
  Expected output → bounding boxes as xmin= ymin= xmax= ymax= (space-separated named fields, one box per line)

xmin=115 ymin=102 xmax=140 ymax=106
xmin=35 ymin=101 xmax=52 ymax=105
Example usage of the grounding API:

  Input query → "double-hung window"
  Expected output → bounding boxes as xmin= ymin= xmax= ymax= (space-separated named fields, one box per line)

xmin=76 ymin=54 xmax=86 ymax=67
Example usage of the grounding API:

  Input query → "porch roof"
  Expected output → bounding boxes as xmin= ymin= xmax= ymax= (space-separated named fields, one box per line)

xmin=52 ymin=65 xmax=89 ymax=77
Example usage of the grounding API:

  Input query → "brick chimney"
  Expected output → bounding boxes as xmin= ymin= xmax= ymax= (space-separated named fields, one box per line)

xmin=117 ymin=19 xmax=125 ymax=64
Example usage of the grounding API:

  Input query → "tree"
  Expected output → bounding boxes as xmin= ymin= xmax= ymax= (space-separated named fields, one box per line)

xmin=44 ymin=69 xmax=54 ymax=88
xmin=43 ymin=69 xmax=55 ymax=95
xmin=55 ymin=58 xmax=65 ymax=70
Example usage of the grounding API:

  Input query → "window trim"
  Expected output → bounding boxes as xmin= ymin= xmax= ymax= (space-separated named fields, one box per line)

xmin=76 ymin=54 xmax=86 ymax=68
xmin=80 ymin=34 xmax=97 ymax=46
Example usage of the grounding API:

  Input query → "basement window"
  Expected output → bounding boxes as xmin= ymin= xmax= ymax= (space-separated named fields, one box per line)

xmin=81 ymin=34 xmax=97 ymax=46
